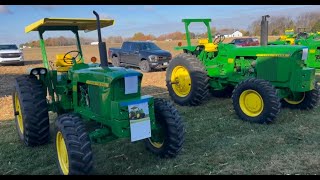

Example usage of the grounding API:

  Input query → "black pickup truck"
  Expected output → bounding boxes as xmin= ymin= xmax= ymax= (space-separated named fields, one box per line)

xmin=108 ymin=41 xmax=172 ymax=72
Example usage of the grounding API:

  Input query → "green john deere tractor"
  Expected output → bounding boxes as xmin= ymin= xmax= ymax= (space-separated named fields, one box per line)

xmin=166 ymin=15 xmax=319 ymax=124
xmin=269 ymin=27 xmax=320 ymax=72
xmin=12 ymin=11 xmax=184 ymax=175
xmin=129 ymin=106 xmax=146 ymax=119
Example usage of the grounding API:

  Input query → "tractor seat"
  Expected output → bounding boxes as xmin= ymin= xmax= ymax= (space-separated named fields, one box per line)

xmin=55 ymin=54 xmax=80 ymax=72
xmin=198 ymin=38 xmax=218 ymax=52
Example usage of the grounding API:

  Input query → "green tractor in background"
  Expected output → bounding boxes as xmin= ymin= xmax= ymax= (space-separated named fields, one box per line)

xmin=12 ymin=11 xmax=184 ymax=175
xmin=269 ymin=28 xmax=320 ymax=72
xmin=166 ymin=15 xmax=319 ymax=124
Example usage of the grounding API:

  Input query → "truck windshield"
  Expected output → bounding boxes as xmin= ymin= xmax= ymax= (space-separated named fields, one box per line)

xmin=233 ymin=39 xmax=246 ymax=44
xmin=138 ymin=43 xmax=161 ymax=50
xmin=0 ymin=44 xmax=18 ymax=50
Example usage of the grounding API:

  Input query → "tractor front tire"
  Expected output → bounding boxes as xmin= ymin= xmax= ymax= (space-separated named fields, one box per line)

xmin=166 ymin=53 xmax=209 ymax=106
xmin=144 ymin=98 xmax=185 ymax=158
xmin=232 ymin=78 xmax=281 ymax=124
xmin=210 ymin=85 xmax=234 ymax=98
xmin=281 ymin=82 xmax=319 ymax=110
xmin=12 ymin=75 xmax=49 ymax=146
xmin=54 ymin=113 xmax=93 ymax=175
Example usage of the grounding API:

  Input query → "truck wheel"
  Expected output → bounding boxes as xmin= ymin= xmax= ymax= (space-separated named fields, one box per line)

xmin=144 ymin=98 xmax=184 ymax=158
xmin=232 ymin=78 xmax=281 ymax=124
xmin=281 ymin=83 xmax=319 ymax=110
xmin=12 ymin=75 xmax=49 ymax=146
xmin=210 ymin=85 xmax=234 ymax=98
xmin=139 ymin=60 xmax=151 ymax=72
xmin=55 ymin=113 xmax=93 ymax=175
xmin=111 ymin=56 xmax=120 ymax=67
xmin=166 ymin=53 xmax=209 ymax=106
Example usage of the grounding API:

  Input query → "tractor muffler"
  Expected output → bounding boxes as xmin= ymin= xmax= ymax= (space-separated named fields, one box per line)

xmin=260 ymin=15 xmax=270 ymax=46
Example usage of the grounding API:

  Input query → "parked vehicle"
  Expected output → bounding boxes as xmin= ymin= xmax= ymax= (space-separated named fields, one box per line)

xmin=108 ymin=41 xmax=172 ymax=72
xmin=230 ymin=38 xmax=259 ymax=47
xmin=0 ymin=44 xmax=24 ymax=65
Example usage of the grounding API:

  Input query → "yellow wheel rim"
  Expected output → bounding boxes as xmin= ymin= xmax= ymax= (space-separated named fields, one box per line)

xmin=284 ymin=93 xmax=305 ymax=105
xmin=56 ymin=131 xmax=69 ymax=175
xmin=171 ymin=65 xmax=191 ymax=97
xmin=14 ymin=93 xmax=24 ymax=135
xmin=148 ymin=138 xmax=164 ymax=148
xmin=239 ymin=90 xmax=264 ymax=117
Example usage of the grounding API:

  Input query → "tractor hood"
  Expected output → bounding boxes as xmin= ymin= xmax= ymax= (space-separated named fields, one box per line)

xmin=72 ymin=66 xmax=143 ymax=84
xmin=224 ymin=44 xmax=307 ymax=57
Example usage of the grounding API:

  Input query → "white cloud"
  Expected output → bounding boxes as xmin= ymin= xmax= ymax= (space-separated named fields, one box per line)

xmin=0 ymin=5 xmax=12 ymax=14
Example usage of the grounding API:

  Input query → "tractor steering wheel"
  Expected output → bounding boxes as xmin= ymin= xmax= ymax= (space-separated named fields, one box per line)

xmin=213 ymin=34 xmax=225 ymax=44
xmin=63 ymin=50 xmax=82 ymax=63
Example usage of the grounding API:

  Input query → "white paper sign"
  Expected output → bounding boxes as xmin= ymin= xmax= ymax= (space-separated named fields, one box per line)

xmin=125 ymin=76 xmax=138 ymax=94
xmin=128 ymin=102 xmax=151 ymax=142
xmin=302 ymin=48 xmax=308 ymax=60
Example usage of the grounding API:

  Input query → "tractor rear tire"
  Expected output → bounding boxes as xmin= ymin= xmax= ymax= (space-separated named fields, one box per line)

xmin=166 ymin=53 xmax=209 ymax=106
xmin=232 ymin=78 xmax=281 ymax=124
xmin=54 ymin=113 xmax=93 ymax=175
xmin=144 ymin=98 xmax=185 ymax=158
xmin=281 ymin=82 xmax=319 ymax=110
xmin=210 ymin=85 xmax=234 ymax=98
xmin=12 ymin=75 xmax=50 ymax=146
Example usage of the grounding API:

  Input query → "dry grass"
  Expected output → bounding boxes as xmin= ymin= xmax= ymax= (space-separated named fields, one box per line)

xmin=9 ymin=37 xmax=320 ymax=175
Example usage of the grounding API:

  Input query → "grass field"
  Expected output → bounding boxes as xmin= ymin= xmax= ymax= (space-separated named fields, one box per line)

xmin=3 ymin=38 xmax=320 ymax=175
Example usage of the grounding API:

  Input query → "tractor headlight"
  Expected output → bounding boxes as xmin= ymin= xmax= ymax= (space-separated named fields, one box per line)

xmin=39 ymin=69 xmax=46 ymax=75
xmin=31 ymin=69 xmax=38 ymax=75
xmin=302 ymin=48 xmax=308 ymax=61
xmin=149 ymin=55 xmax=158 ymax=62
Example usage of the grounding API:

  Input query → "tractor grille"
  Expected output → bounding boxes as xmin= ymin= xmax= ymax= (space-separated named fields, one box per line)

xmin=158 ymin=56 xmax=171 ymax=60
xmin=0 ymin=53 xmax=21 ymax=58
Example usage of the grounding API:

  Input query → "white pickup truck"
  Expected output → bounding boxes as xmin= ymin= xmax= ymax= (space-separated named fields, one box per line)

xmin=0 ymin=44 xmax=24 ymax=65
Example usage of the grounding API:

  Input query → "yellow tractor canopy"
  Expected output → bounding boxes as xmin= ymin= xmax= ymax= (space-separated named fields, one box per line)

xmin=25 ymin=18 xmax=115 ymax=33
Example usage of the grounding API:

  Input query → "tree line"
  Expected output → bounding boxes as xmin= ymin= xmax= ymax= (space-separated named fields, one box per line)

xmin=20 ymin=11 xmax=320 ymax=47
xmin=249 ymin=12 xmax=320 ymax=36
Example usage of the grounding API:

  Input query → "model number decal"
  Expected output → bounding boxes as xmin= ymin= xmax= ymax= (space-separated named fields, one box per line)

xmin=86 ymin=80 xmax=109 ymax=87
xmin=256 ymin=54 xmax=290 ymax=57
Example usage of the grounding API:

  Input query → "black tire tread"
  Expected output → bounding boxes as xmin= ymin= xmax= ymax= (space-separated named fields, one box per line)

xmin=55 ymin=113 xmax=93 ymax=175
xmin=144 ymin=98 xmax=185 ymax=158
xmin=231 ymin=78 xmax=281 ymax=124
xmin=166 ymin=53 xmax=209 ymax=106
xmin=281 ymin=82 xmax=319 ymax=110
xmin=13 ymin=75 xmax=49 ymax=146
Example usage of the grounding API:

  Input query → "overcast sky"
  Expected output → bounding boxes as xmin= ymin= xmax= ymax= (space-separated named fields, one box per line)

xmin=0 ymin=5 xmax=320 ymax=45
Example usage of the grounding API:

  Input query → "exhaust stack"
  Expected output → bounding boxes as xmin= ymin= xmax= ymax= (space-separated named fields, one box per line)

xmin=93 ymin=10 xmax=108 ymax=67
xmin=260 ymin=15 xmax=270 ymax=46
